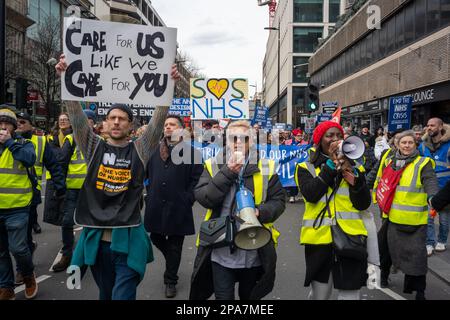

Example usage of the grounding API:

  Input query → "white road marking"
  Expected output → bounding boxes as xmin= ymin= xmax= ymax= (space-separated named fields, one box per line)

xmin=14 ymin=275 xmax=52 ymax=294
xmin=49 ymin=250 xmax=63 ymax=272
xmin=376 ymin=286 xmax=407 ymax=300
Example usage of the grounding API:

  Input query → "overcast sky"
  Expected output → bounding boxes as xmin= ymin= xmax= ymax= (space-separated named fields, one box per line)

xmin=152 ymin=0 xmax=269 ymax=98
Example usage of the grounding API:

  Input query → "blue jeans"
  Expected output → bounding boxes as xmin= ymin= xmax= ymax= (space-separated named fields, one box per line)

xmin=427 ymin=209 xmax=449 ymax=246
xmin=62 ymin=189 xmax=79 ymax=256
xmin=90 ymin=241 xmax=141 ymax=300
xmin=0 ymin=208 xmax=34 ymax=289
xmin=211 ymin=261 xmax=263 ymax=300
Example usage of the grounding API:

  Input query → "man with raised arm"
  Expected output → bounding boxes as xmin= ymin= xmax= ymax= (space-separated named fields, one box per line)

xmin=55 ymin=55 xmax=180 ymax=300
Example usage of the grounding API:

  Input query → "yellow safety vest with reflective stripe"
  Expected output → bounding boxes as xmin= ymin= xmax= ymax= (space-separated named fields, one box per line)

xmin=372 ymin=148 xmax=393 ymax=218
xmin=30 ymin=135 xmax=46 ymax=191
xmin=0 ymin=141 xmax=33 ymax=209
xmin=295 ymin=161 xmax=368 ymax=245
xmin=65 ymin=134 xmax=87 ymax=190
xmin=45 ymin=135 xmax=54 ymax=180
xmin=196 ymin=157 xmax=280 ymax=247
xmin=387 ymin=156 xmax=434 ymax=226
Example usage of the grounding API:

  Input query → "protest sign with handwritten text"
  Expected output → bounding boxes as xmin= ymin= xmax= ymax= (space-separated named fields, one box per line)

xmin=62 ymin=17 xmax=177 ymax=106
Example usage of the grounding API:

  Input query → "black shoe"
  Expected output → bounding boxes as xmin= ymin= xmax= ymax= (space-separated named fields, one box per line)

xmin=165 ymin=284 xmax=177 ymax=298
xmin=52 ymin=255 xmax=72 ymax=273
xmin=380 ymin=278 xmax=389 ymax=288
xmin=416 ymin=291 xmax=426 ymax=300
xmin=32 ymin=223 xmax=42 ymax=234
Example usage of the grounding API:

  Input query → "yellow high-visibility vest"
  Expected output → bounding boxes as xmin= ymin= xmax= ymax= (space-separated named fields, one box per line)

xmin=45 ymin=135 xmax=54 ymax=180
xmin=295 ymin=161 xmax=368 ymax=245
xmin=0 ymin=141 xmax=33 ymax=209
xmin=372 ymin=149 xmax=393 ymax=219
xmin=387 ymin=156 xmax=434 ymax=226
xmin=196 ymin=157 xmax=280 ymax=247
xmin=30 ymin=135 xmax=46 ymax=191
xmin=64 ymin=134 xmax=87 ymax=190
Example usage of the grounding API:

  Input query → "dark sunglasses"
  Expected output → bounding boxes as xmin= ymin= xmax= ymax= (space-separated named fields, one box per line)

xmin=18 ymin=120 xmax=28 ymax=125
xmin=228 ymin=136 xmax=249 ymax=143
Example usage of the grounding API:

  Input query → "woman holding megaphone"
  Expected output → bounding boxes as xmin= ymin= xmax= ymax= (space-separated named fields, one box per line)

xmin=190 ymin=120 xmax=286 ymax=300
xmin=295 ymin=121 xmax=372 ymax=300
xmin=374 ymin=130 xmax=438 ymax=300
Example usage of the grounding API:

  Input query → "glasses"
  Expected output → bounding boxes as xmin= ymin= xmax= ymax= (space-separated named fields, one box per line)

xmin=18 ymin=120 xmax=28 ymax=125
xmin=59 ymin=118 xmax=69 ymax=122
xmin=228 ymin=136 xmax=250 ymax=143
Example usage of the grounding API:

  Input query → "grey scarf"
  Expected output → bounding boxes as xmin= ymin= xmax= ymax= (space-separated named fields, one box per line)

xmin=393 ymin=149 xmax=420 ymax=169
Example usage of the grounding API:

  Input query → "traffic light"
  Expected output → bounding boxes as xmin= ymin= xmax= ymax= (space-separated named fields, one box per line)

xmin=306 ymin=82 xmax=319 ymax=112
xmin=15 ymin=77 xmax=28 ymax=109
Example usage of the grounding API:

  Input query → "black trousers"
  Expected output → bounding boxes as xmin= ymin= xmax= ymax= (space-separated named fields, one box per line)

xmin=211 ymin=262 xmax=263 ymax=300
xmin=26 ymin=205 xmax=38 ymax=252
xmin=378 ymin=218 xmax=392 ymax=280
xmin=150 ymin=233 xmax=184 ymax=285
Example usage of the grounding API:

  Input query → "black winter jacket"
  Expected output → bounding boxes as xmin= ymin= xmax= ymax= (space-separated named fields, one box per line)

xmin=190 ymin=159 xmax=286 ymax=300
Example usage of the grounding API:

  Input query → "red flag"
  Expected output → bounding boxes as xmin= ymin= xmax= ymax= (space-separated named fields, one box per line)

xmin=331 ymin=106 xmax=342 ymax=124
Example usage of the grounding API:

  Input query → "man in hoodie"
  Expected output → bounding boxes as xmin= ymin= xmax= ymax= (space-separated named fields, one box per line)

xmin=419 ymin=118 xmax=450 ymax=256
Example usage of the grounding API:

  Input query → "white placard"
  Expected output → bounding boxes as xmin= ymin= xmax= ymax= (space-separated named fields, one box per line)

xmin=61 ymin=17 xmax=177 ymax=106
xmin=190 ymin=78 xmax=249 ymax=120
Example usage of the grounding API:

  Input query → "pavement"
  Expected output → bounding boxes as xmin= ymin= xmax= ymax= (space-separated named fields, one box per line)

xmin=427 ymin=218 xmax=450 ymax=286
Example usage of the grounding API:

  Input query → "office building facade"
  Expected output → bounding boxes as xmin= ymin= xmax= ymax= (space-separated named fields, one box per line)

xmin=263 ymin=0 xmax=345 ymax=126
xmin=309 ymin=0 xmax=450 ymax=131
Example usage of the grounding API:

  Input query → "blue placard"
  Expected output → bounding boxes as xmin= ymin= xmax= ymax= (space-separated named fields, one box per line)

xmin=197 ymin=143 xmax=311 ymax=187
xmin=317 ymin=113 xmax=332 ymax=123
xmin=388 ymin=96 xmax=412 ymax=132
xmin=169 ymin=98 xmax=191 ymax=117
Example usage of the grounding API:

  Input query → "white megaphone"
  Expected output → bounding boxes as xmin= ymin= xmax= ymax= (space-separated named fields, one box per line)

xmin=338 ymin=135 xmax=366 ymax=160
xmin=234 ymin=187 xmax=272 ymax=250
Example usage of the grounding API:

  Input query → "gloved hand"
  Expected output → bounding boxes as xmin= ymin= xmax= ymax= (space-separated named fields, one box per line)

xmin=366 ymin=263 xmax=381 ymax=290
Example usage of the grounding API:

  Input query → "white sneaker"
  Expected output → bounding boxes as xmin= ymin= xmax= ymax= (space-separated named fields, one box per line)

xmin=435 ymin=242 xmax=446 ymax=252
xmin=426 ymin=245 xmax=434 ymax=256
xmin=289 ymin=196 xmax=295 ymax=203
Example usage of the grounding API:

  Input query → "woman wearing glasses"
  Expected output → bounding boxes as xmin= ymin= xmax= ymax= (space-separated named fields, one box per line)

xmin=43 ymin=113 xmax=72 ymax=228
xmin=190 ymin=120 xmax=286 ymax=300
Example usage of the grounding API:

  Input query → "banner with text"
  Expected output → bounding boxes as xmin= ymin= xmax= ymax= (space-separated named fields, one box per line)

xmin=198 ymin=143 xmax=311 ymax=187
xmin=62 ymin=17 xmax=177 ymax=105
xmin=190 ymin=78 xmax=249 ymax=120
xmin=388 ymin=96 xmax=412 ymax=132
xmin=169 ymin=98 xmax=191 ymax=117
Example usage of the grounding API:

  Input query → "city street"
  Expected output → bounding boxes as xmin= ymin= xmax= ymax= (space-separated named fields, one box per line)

xmin=14 ymin=185 xmax=450 ymax=301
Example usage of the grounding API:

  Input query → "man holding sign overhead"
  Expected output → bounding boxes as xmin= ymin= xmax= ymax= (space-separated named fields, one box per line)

xmin=56 ymin=15 xmax=180 ymax=300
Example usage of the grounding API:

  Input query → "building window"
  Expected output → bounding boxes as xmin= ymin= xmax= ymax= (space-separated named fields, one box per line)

xmin=294 ymin=0 xmax=323 ymax=23
xmin=354 ymin=42 xmax=360 ymax=71
xmin=404 ymin=3 xmax=415 ymax=44
xmin=442 ymin=0 xmax=450 ymax=26
xmin=427 ymin=0 xmax=441 ymax=32
xmin=386 ymin=17 xmax=396 ymax=55
xmin=329 ymin=0 xmax=340 ymax=23
xmin=379 ymin=21 xmax=386 ymax=58
xmin=395 ymin=9 xmax=405 ymax=49
xmin=366 ymin=33 xmax=373 ymax=65
xmin=372 ymin=29 xmax=380 ymax=61
xmin=416 ymin=0 xmax=426 ymax=39
xmin=293 ymin=27 xmax=323 ymax=53
xmin=293 ymin=57 xmax=309 ymax=83
xmin=292 ymin=87 xmax=306 ymax=110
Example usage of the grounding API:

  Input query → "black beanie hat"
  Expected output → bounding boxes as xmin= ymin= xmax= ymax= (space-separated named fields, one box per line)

xmin=106 ymin=104 xmax=133 ymax=122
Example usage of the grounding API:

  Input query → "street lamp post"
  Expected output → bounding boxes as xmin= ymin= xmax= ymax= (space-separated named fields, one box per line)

xmin=265 ymin=19 xmax=280 ymax=123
